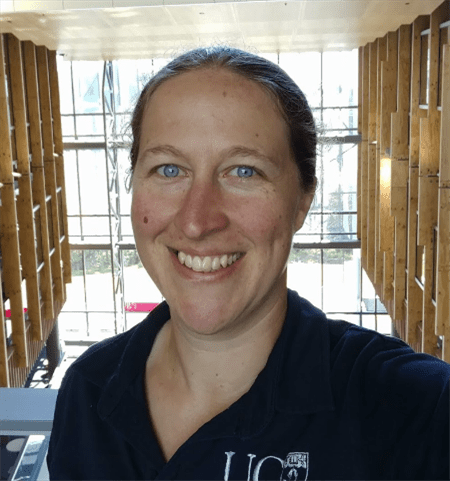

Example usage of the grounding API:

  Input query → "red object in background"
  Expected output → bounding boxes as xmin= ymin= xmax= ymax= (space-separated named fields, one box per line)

xmin=4 ymin=308 xmax=28 ymax=318
xmin=124 ymin=303 xmax=159 ymax=313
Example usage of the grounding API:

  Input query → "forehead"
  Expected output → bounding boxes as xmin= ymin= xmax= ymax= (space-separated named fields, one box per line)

xmin=144 ymin=67 xmax=284 ymax=124
xmin=138 ymin=68 xmax=292 ymax=159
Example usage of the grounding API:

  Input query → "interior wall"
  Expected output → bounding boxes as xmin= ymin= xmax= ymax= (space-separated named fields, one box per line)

xmin=0 ymin=33 xmax=71 ymax=387
xmin=357 ymin=0 xmax=450 ymax=360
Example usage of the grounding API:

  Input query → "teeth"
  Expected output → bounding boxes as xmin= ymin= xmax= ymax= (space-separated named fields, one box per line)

xmin=176 ymin=250 xmax=242 ymax=273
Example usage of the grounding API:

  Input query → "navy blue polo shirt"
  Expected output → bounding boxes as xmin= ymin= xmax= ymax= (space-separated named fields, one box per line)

xmin=47 ymin=289 xmax=450 ymax=480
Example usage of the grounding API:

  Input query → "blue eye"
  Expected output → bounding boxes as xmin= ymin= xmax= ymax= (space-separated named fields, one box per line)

xmin=231 ymin=166 xmax=256 ymax=178
xmin=157 ymin=164 xmax=180 ymax=177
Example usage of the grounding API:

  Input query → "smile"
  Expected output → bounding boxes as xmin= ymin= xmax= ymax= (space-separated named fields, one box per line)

xmin=176 ymin=250 xmax=243 ymax=273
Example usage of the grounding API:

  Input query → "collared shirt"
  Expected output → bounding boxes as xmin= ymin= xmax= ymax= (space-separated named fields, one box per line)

xmin=47 ymin=289 xmax=450 ymax=480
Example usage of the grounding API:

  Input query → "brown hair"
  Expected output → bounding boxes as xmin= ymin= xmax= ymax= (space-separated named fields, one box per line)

xmin=130 ymin=46 xmax=317 ymax=194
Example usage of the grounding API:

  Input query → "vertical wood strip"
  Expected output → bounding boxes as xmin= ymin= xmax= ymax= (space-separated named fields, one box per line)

xmin=7 ymin=34 xmax=43 ymax=342
xmin=36 ymin=46 xmax=64 ymax=306
xmin=361 ymin=45 xmax=370 ymax=272
xmin=0 ymin=35 xmax=28 ymax=369
xmin=0 ymin=255 xmax=9 ymax=387
xmin=48 ymin=50 xmax=72 ymax=284
xmin=22 ymin=41 xmax=54 ymax=320
xmin=367 ymin=41 xmax=378 ymax=279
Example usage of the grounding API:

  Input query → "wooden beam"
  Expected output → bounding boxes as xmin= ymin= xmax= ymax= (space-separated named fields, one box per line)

xmin=22 ymin=41 xmax=54 ymax=320
xmin=361 ymin=44 xmax=370 ymax=272
xmin=0 ymin=264 xmax=9 ymax=387
xmin=0 ymin=35 xmax=27 ymax=369
xmin=48 ymin=50 xmax=72 ymax=284
xmin=6 ymin=34 xmax=43 ymax=342
xmin=36 ymin=45 xmax=64 ymax=306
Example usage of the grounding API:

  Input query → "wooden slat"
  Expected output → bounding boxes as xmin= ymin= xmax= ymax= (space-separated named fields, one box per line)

xmin=22 ymin=41 xmax=54 ymax=321
xmin=7 ymin=34 xmax=43 ymax=343
xmin=36 ymin=46 xmax=64 ymax=306
xmin=436 ymin=43 xmax=450 ymax=358
xmin=406 ymin=168 xmax=423 ymax=345
xmin=0 ymin=250 xmax=10 ymax=387
xmin=0 ymin=35 xmax=27 ymax=369
xmin=48 ymin=50 xmax=71 ymax=284
xmin=367 ymin=41 xmax=378 ymax=278
xmin=374 ymin=35 xmax=387 ymax=289
xmin=357 ymin=46 xmax=363 ymax=240
xmin=361 ymin=44 xmax=370 ymax=272
xmin=379 ymin=32 xmax=398 ymax=303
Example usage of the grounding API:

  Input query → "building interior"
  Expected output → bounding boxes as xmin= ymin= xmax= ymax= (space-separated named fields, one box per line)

xmin=0 ymin=0 xmax=449 ymax=478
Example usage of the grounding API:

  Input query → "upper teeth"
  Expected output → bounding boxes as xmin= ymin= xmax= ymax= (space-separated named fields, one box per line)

xmin=177 ymin=251 xmax=242 ymax=272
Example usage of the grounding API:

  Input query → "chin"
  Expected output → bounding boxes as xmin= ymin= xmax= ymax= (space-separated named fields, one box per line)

xmin=170 ymin=297 xmax=239 ymax=336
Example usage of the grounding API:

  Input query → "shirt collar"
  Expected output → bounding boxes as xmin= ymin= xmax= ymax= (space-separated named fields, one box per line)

xmin=95 ymin=289 xmax=334 ymax=441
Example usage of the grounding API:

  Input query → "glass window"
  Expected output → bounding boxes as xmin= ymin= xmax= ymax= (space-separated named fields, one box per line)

xmin=72 ymin=61 xmax=103 ymax=114
xmin=84 ymin=249 xmax=114 ymax=311
xmin=279 ymin=51 xmax=322 ymax=108
xmin=78 ymin=149 xmax=109 ymax=215
xmin=287 ymin=248 xmax=322 ymax=309
xmin=322 ymin=249 xmax=360 ymax=313
xmin=322 ymin=50 xmax=358 ymax=108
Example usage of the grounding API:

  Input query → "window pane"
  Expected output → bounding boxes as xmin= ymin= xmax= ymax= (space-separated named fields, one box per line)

xmin=87 ymin=312 xmax=116 ymax=339
xmin=82 ymin=216 xmax=110 ymax=237
xmin=84 ymin=250 xmax=114 ymax=311
xmin=78 ymin=150 xmax=108 ymax=215
xmin=123 ymin=249 xmax=163 ymax=311
xmin=63 ymin=150 xmax=80 ymax=215
xmin=287 ymin=248 xmax=322 ymax=309
xmin=322 ymin=249 xmax=360 ymax=313
xmin=57 ymin=57 xmax=74 ymax=115
xmin=61 ymin=115 xmax=75 ymax=137
xmin=322 ymin=50 xmax=358 ymax=108
xmin=72 ymin=61 xmax=103 ymax=114
xmin=76 ymin=115 xmax=104 ymax=137
xmin=59 ymin=312 xmax=88 ymax=339
xmin=279 ymin=52 xmax=322 ymax=108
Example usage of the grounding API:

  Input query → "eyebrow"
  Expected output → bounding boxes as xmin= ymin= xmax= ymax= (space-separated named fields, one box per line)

xmin=140 ymin=144 xmax=279 ymax=168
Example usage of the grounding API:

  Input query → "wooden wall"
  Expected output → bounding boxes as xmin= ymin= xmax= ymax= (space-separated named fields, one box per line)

xmin=0 ymin=33 xmax=71 ymax=387
xmin=358 ymin=1 xmax=450 ymax=360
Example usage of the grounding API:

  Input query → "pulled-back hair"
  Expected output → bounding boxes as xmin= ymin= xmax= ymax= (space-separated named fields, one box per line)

xmin=130 ymin=46 xmax=317 ymax=194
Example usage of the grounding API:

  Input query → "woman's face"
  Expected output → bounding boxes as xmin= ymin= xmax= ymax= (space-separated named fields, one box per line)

xmin=131 ymin=68 xmax=314 ymax=337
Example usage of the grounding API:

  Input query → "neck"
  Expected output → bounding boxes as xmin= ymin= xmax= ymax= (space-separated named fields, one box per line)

xmin=161 ymin=292 xmax=288 ymax=405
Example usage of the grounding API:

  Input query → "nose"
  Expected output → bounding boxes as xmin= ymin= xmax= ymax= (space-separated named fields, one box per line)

xmin=174 ymin=179 xmax=229 ymax=240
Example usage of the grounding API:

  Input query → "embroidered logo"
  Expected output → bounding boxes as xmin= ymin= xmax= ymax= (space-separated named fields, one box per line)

xmin=224 ymin=451 xmax=309 ymax=481
xmin=280 ymin=452 xmax=309 ymax=481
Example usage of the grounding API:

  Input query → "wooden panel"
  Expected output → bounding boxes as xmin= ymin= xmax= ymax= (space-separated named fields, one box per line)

xmin=357 ymin=46 xmax=362 ymax=240
xmin=48 ymin=50 xmax=71 ymax=284
xmin=0 ymin=241 xmax=10 ymax=387
xmin=6 ymin=34 xmax=43 ymax=343
xmin=436 ymin=42 xmax=450 ymax=357
xmin=0 ymin=35 xmax=28 ymax=369
xmin=410 ymin=16 xmax=430 ymax=170
xmin=361 ymin=45 xmax=370 ymax=271
xmin=406 ymin=169 xmax=422 ymax=345
xmin=22 ymin=41 xmax=54 ymax=321
xmin=36 ymin=46 xmax=64 ymax=305
xmin=374 ymin=35 xmax=386 ymax=288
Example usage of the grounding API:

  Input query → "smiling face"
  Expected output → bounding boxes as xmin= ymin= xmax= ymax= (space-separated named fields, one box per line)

xmin=131 ymin=67 xmax=314 ymax=337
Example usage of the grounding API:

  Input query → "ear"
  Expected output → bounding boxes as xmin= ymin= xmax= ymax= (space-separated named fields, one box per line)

xmin=294 ymin=178 xmax=316 ymax=232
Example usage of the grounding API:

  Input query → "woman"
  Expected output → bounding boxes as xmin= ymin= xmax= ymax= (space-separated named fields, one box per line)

xmin=48 ymin=47 xmax=449 ymax=480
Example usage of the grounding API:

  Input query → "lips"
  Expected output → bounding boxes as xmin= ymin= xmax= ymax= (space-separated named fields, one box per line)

xmin=171 ymin=249 xmax=244 ymax=273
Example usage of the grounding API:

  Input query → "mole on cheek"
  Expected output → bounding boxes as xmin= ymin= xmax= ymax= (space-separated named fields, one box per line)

xmin=223 ymin=91 xmax=227 ymax=97
xmin=255 ymin=132 xmax=259 ymax=138
xmin=143 ymin=216 xmax=148 ymax=224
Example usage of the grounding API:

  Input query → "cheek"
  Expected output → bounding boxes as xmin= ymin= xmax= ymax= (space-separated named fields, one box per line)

xmin=131 ymin=190 xmax=171 ymax=236
xmin=232 ymin=192 xmax=291 ymax=245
